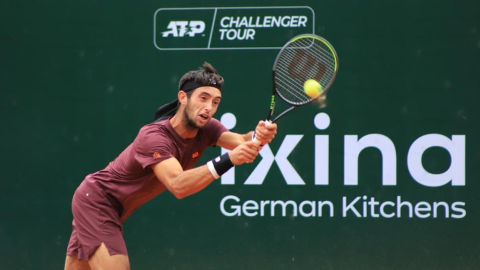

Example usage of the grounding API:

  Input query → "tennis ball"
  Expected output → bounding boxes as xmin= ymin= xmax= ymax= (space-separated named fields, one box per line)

xmin=304 ymin=79 xmax=322 ymax=98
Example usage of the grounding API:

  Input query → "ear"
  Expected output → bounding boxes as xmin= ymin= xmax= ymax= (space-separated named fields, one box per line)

xmin=178 ymin=91 xmax=188 ymax=105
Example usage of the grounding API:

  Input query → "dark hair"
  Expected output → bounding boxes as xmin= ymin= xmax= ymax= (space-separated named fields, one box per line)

xmin=178 ymin=62 xmax=224 ymax=93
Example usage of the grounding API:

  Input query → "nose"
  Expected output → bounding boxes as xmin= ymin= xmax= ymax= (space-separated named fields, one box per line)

xmin=204 ymin=101 xmax=214 ymax=112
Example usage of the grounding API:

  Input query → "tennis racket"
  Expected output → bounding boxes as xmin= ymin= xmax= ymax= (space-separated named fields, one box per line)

xmin=255 ymin=34 xmax=339 ymax=144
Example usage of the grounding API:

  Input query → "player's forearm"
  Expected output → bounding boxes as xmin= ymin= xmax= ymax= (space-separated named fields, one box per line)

xmin=169 ymin=165 xmax=216 ymax=199
xmin=217 ymin=131 xmax=254 ymax=150
xmin=243 ymin=131 xmax=255 ymax=142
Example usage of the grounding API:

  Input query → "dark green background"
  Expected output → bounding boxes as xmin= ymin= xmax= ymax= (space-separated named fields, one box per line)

xmin=1 ymin=0 xmax=479 ymax=269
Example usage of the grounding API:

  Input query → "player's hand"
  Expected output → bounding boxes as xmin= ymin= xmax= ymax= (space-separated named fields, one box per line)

xmin=228 ymin=141 xmax=260 ymax=165
xmin=254 ymin=120 xmax=277 ymax=144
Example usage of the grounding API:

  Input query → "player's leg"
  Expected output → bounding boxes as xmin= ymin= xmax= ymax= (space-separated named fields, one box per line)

xmin=88 ymin=242 xmax=130 ymax=270
xmin=65 ymin=222 xmax=91 ymax=270
xmin=68 ymin=179 xmax=129 ymax=269
xmin=64 ymin=255 xmax=91 ymax=270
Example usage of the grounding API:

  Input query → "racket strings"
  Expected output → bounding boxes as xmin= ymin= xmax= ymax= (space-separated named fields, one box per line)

xmin=275 ymin=73 xmax=310 ymax=103
xmin=275 ymin=37 xmax=337 ymax=105
xmin=309 ymin=43 xmax=336 ymax=83
xmin=276 ymin=52 xmax=314 ymax=104
xmin=283 ymin=41 xmax=335 ymax=85
xmin=279 ymin=48 xmax=335 ymax=90
xmin=292 ymin=38 xmax=336 ymax=74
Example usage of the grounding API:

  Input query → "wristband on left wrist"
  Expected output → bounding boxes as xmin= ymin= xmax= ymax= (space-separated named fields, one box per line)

xmin=206 ymin=152 xmax=234 ymax=179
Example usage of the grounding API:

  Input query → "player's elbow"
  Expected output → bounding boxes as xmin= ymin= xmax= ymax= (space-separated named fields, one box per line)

xmin=171 ymin=190 xmax=187 ymax=200
xmin=160 ymin=172 xmax=189 ymax=199
xmin=169 ymin=182 xmax=189 ymax=200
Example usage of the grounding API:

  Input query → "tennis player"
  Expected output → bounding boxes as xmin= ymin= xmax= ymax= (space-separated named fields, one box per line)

xmin=64 ymin=62 xmax=277 ymax=270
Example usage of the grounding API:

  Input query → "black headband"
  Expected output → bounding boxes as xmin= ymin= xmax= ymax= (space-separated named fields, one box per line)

xmin=153 ymin=78 xmax=223 ymax=122
xmin=180 ymin=78 xmax=222 ymax=93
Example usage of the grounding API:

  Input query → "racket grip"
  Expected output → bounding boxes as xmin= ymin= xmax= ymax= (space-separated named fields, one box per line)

xmin=253 ymin=132 xmax=262 ymax=145
xmin=252 ymin=119 xmax=272 ymax=145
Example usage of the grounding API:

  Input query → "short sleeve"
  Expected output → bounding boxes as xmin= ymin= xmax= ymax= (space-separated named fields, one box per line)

xmin=134 ymin=127 xmax=174 ymax=169
xmin=205 ymin=118 xmax=228 ymax=146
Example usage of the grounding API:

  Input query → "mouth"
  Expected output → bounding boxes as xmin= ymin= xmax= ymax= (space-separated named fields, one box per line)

xmin=198 ymin=113 xmax=210 ymax=123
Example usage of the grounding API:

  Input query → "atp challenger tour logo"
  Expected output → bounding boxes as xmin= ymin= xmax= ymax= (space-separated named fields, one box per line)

xmin=162 ymin=21 xmax=206 ymax=37
xmin=154 ymin=6 xmax=314 ymax=50
xmin=218 ymin=112 xmax=467 ymax=219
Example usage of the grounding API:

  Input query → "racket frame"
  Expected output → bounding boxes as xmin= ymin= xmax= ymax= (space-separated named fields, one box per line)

xmin=266 ymin=34 xmax=339 ymax=123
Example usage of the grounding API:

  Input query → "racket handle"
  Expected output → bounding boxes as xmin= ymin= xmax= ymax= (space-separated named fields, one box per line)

xmin=253 ymin=120 xmax=272 ymax=145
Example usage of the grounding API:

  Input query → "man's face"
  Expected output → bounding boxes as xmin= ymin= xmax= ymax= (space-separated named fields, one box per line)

xmin=183 ymin=86 xmax=222 ymax=129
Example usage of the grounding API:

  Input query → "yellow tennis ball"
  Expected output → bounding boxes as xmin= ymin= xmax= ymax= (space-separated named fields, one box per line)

xmin=304 ymin=79 xmax=322 ymax=98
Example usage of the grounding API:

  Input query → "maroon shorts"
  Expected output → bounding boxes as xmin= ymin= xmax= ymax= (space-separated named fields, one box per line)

xmin=66 ymin=178 xmax=127 ymax=261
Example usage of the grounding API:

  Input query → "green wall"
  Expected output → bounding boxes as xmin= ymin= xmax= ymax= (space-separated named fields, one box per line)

xmin=1 ymin=1 xmax=479 ymax=269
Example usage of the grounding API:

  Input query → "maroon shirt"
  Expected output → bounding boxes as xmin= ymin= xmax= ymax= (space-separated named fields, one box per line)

xmin=84 ymin=118 xmax=227 ymax=222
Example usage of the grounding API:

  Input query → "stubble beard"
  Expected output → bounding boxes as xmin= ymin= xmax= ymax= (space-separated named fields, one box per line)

xmin=183 ymin=101 xmax=204 ymax=130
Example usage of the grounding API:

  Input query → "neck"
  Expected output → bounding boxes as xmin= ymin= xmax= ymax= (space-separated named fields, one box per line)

xmin=169 ymin=112 xmax=198 ymax=139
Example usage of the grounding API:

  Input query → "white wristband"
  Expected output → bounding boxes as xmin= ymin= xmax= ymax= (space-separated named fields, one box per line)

xmin=207 ymin=161 xmax=220 ymax=179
